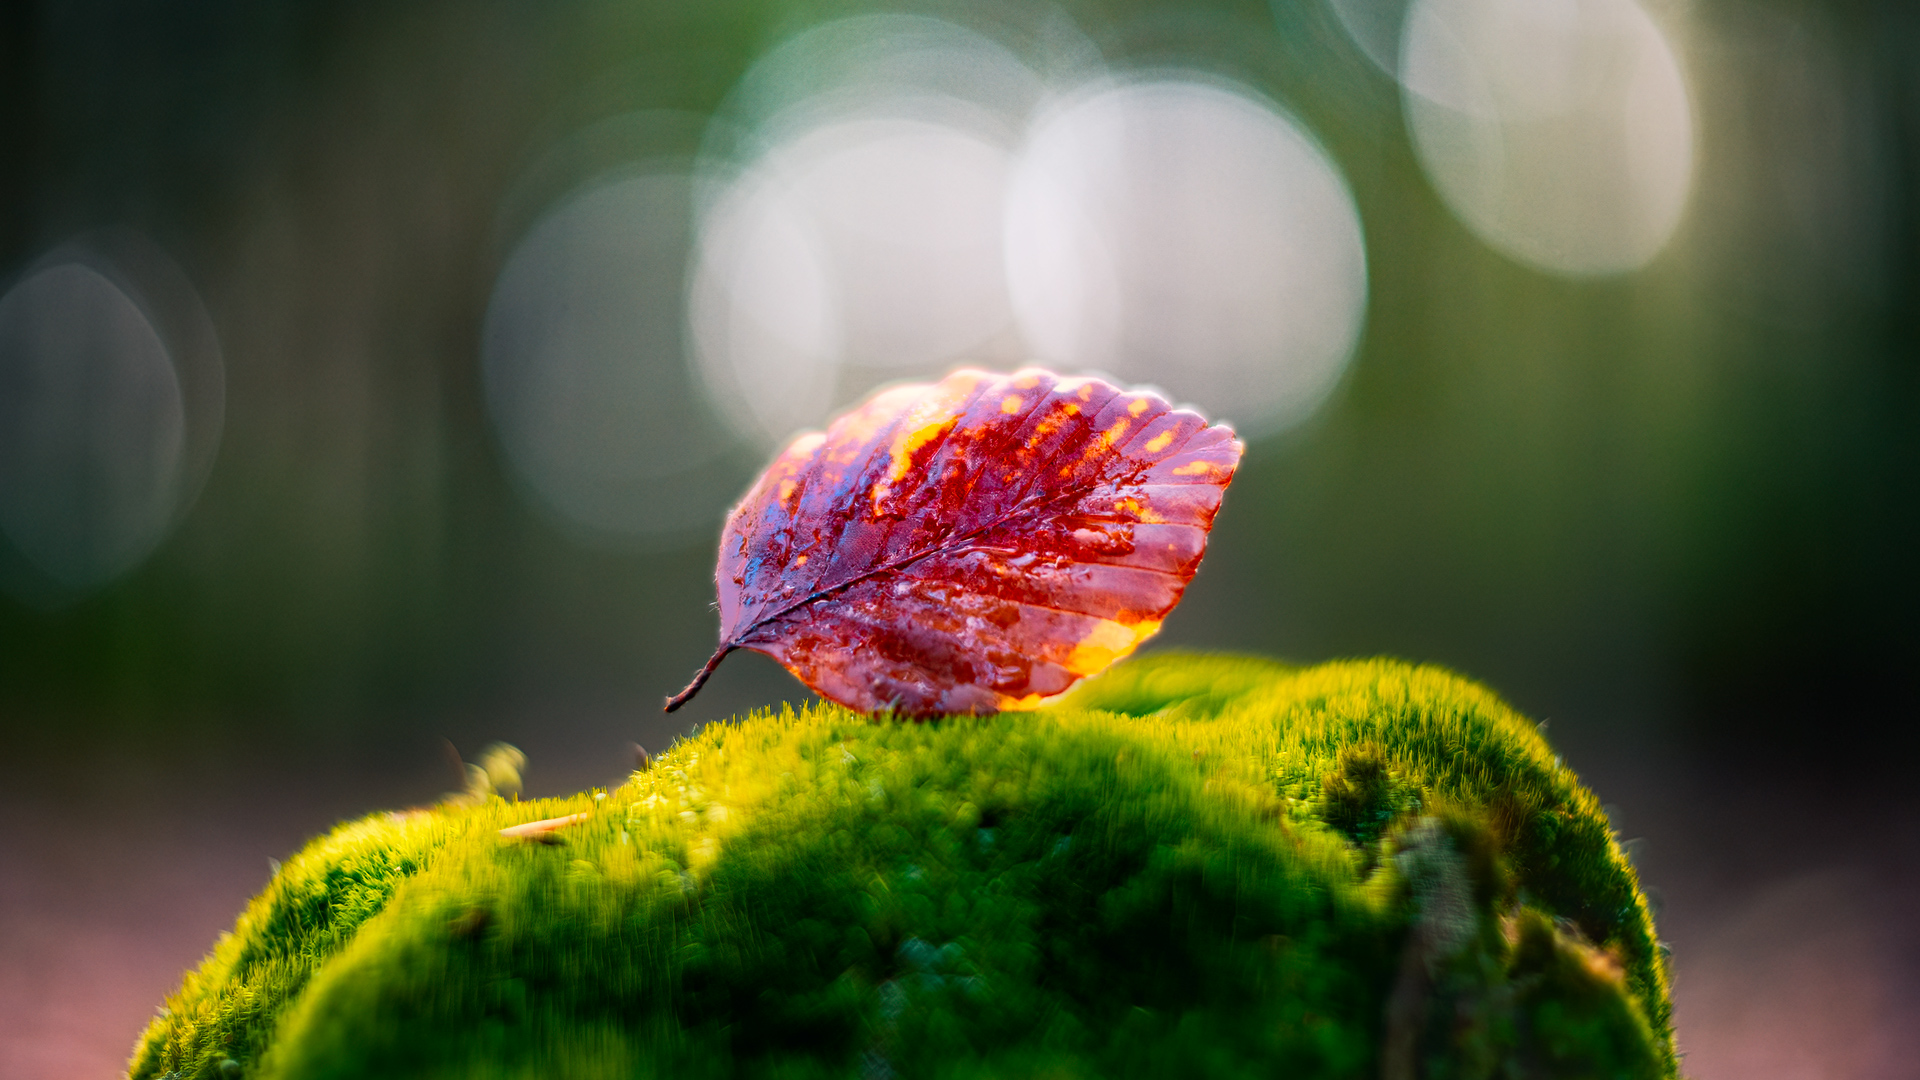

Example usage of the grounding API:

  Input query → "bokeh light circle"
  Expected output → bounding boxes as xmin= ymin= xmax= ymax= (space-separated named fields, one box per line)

xmin=481 ymin=168 xmax=744 ymax=543
xmin=1004 ymin=77 xmax=1370 ymax=436
xmin=691 ymin=19 xmax=1365 ymax=443
xmin=686 ymin=163 xmax=844 ymax=445
xmin=688 ymin=13 xmax=1080 ymax=446
xmin=1326 ymin=0 xmax=1418 ymax=77
xmin=716 ymin=13 xmax=1050 ymax=147
xmin=1400 ymin=0 xmax=1694 ymax=275
xmin=0 ymin=262 xmax=185 ymax=591
xmin=690 ymin=115 xmax=1021 ymax=445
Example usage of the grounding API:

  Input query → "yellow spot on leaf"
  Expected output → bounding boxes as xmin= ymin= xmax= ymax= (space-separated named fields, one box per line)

xmin=1028 ymin=406 xmax=1073 ymax=447
xmin=1127 ymin=396 xmax=1150 ymax=416
xmin=872 ymin=398 xmax=964 ymax=510
xmin=1065 ymin=618 xmax=1163 ymax=676
xmin=888 ymin=415 xmax=957 ymax=483
xmin=777 ymin=479 xmax=798 ymax=504
xmin=793 ymin=554 xmax=808 ymax=567
xmin=1172 ymin=460 xmax=1211 ymax=476
xmin=1144 ymin=430 xmax=1174 ymax=454
xmin=1116 ymin=496 xmax=1166 ymax=523
xmin=1001 ymin=395 xmax=1023 ymax=414
xmin=995 ymin=691 xmax=1047 ymax=711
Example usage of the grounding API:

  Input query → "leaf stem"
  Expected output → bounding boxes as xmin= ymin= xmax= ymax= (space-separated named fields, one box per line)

xmin=664 ymin=644 xmax=736 ymax=712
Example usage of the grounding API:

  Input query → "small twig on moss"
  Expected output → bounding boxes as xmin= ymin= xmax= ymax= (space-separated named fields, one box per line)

xmin=499 ymin=812 xmax=590 ymax=841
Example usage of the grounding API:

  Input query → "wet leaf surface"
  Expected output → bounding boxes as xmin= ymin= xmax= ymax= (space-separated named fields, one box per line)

xmin=668 ymin=369 xmax=1243 ymax=715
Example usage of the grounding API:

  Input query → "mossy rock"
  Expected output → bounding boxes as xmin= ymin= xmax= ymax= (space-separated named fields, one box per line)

xmin=130 ymin=654 xmax=1673 ymax=1080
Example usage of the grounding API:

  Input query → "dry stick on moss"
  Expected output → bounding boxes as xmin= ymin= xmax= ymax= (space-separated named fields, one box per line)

xmin=498 ymin=812 xmax=590 ymax=841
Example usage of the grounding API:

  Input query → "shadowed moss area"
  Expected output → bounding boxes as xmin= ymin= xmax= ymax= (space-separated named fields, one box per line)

xmin=129 ymin=654 xmax=1673 ymax=1080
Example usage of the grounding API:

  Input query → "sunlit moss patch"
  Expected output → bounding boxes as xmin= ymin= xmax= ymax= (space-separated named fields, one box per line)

xmin=130 ymin=654 xmax=1672 ymax=1080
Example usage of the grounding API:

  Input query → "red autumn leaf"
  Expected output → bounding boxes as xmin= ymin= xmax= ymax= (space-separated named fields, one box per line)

xmin=666 ymin=368 xmax=1243 ymax=716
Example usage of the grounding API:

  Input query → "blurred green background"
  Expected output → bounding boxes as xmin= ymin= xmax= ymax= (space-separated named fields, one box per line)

xmin=2 ymin=0 xmax=1914 ymax=768
xmin=0 ymin=0 xmax=1914 ymax=1077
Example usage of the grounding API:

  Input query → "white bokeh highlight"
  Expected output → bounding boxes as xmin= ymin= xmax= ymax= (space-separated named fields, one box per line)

xmin=691 ymin=117 xmax=1020 ymax=443
xmin=777 ymin=119 xmax=1015 ymax=373
xmin=688 ymin=14 xmax=1065 ymax=446
xmin=1005 ymin=79 xmax=1370 ymax=436
xmin=0 ymin=263 xmax=186 ymax=591
xmin=1328 ymin=0 xmax=1417 ymax=77
xmin=482 ymin=170 xmax=742 ymax=542
xmin=1400 ymin=0 xmax=1694 ymax=275
xmin=717 ymin=14 xmax=1051 ymax=147
xmin=690 ymin=14 xmax=1371 ymax=446
xmin=687 ymin=166 xmax=842 ymax=444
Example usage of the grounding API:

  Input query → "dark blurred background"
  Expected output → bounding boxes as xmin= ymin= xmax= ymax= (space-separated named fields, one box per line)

xmin=0 ymin=0 xmax=1915 ymax=1076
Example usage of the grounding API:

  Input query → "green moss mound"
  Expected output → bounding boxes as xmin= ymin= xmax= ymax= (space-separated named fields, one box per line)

xmin=130 ymin=654 xmax=1673 ymax=1080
